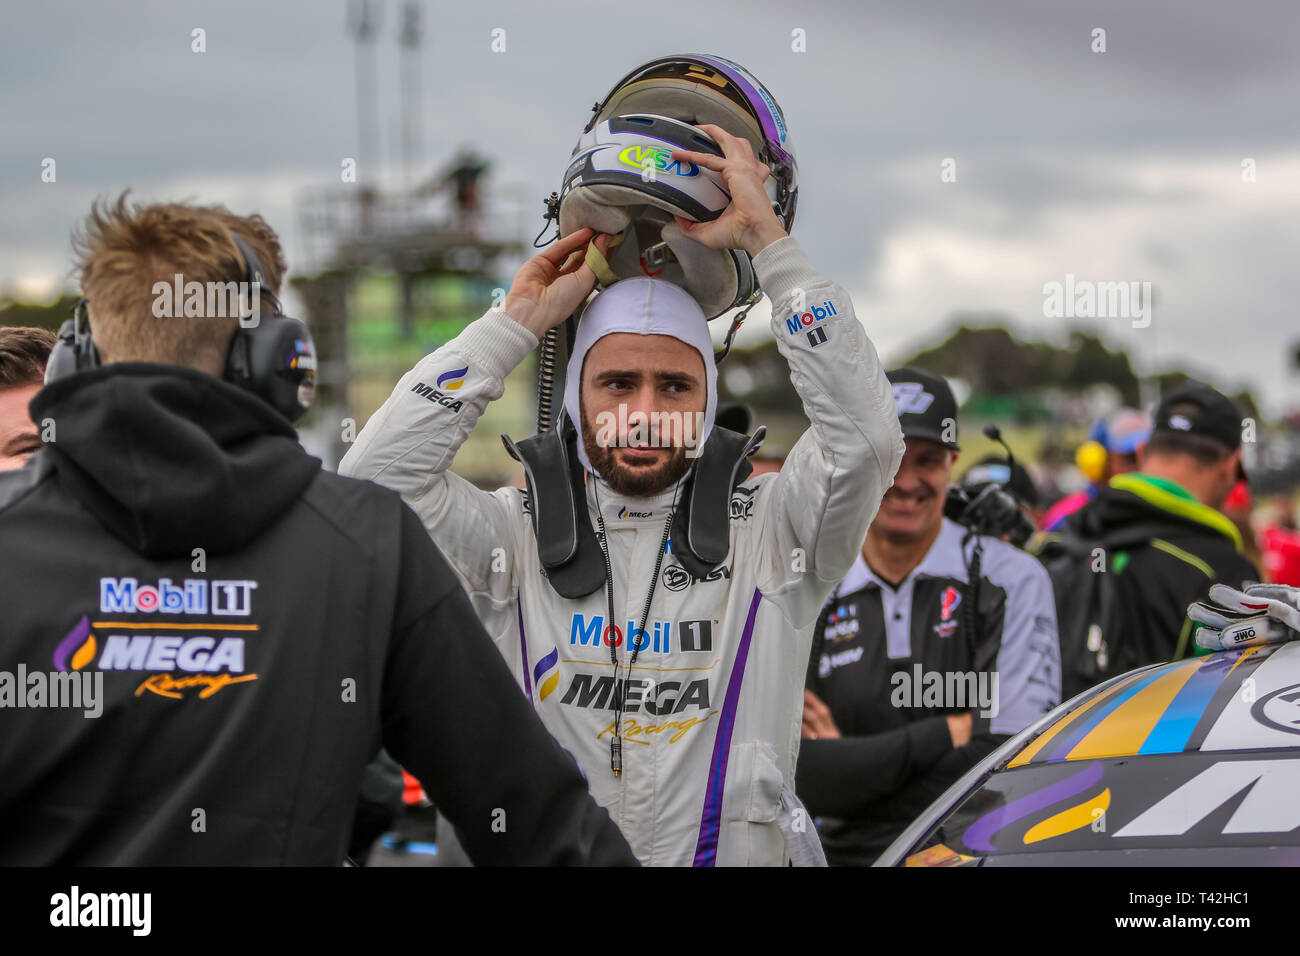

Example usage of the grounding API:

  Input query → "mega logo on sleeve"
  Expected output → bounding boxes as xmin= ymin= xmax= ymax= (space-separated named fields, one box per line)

xmin=408 ymin=364 xmax=469 ymax=412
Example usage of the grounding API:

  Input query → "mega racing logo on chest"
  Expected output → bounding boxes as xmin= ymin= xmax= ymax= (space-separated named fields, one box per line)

xmin=51 ymin=577 xmax=262 ymax=700
xmin=555 ymin=614 xmax=720 ymax=743
xmin=559 ymin=670 xmax=719 ymax=747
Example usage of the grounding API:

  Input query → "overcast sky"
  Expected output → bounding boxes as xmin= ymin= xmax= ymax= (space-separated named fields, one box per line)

xmin=2 ymin=0 xmax=1297 ymax=412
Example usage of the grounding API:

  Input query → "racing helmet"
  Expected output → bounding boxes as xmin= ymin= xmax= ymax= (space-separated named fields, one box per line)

xmin=558 ymin=114 xmax=755 ymax=319
xmin=555 ymin=55 xmax=796 ymax=319
xmin=585 ymin=54 xmax=798 ymax=231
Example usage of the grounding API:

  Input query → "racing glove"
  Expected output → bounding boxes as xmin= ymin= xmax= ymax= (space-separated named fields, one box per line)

xmin=1187 ymin=583 xmax=1300 ymax=651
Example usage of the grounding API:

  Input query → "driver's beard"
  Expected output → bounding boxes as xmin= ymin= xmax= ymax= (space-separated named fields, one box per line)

xmin=581 ymin=406 xmax=693 ymax=497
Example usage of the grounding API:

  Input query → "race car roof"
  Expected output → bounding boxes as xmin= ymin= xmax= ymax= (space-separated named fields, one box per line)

xmin=1007 ymin=640 xmax=1300 ymax=766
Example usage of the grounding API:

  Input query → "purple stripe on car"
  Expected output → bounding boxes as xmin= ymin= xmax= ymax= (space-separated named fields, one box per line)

xmin=692 ymin=588 xmax=762 ymax=867
xmin=961 ymin=761 xmax=1105 ymax=853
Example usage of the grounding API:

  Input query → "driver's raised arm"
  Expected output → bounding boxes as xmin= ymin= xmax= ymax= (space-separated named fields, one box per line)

xmin=339 ymin=229 xmax=605 ymax=613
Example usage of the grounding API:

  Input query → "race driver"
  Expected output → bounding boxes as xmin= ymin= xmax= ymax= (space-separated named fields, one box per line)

xmin=341 ymin=125 xmax=905 ymax=866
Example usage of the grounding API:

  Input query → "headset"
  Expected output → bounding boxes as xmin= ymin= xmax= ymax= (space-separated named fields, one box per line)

xmin=45 ymin=232 xmax=318 ymax=423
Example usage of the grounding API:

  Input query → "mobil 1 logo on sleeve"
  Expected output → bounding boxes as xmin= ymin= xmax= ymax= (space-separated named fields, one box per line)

xmin=785 ymin=300 xmax=838 ymax=347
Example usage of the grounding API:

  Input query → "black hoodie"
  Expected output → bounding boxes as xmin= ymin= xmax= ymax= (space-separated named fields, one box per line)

xmin=1066 ymin=473 xmax=1257 ymax=668
xmin=0 ymin=364 xmax=633 ymax=865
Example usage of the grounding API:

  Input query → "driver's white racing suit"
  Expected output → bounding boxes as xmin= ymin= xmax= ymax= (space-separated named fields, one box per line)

xmin=340 ymin=236 xmax=904 ymax=865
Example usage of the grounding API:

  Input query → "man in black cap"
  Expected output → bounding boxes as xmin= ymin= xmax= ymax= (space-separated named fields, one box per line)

xmin=796 ymin=368 xmax=1060 ymax=865
xmin=1049 ymin=381 xmax=1258 ymax=672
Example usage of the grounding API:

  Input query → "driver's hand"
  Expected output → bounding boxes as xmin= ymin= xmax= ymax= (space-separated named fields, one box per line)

xmin=503 ymin=229 xmax=612 ymax=338
xmin=669 ymin=124 xmax=787 ymax=258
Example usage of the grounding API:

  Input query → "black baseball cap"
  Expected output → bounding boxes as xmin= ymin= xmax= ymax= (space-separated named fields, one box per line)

xmin=1152 ymin=381 xmax=1247 ymax=479
xmin=1153 ymin=382 xmax=1243 ymax=450
xmin=887 ymin=367 xmax=960 ymax=451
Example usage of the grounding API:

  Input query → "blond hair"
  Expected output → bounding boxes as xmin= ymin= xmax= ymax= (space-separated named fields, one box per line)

xmin=71 ymin=193 xmax=286 ymax=375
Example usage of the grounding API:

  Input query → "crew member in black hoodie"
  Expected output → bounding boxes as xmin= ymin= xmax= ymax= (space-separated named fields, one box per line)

xmin=0 ymin=196 xmax=635 ymax=866
xmin=1049 ymin=382 xmax=1258 ymax=673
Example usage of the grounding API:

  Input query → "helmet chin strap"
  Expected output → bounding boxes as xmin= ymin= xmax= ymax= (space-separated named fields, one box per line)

xmin=584 ymin=235 xmax=623 ymax=286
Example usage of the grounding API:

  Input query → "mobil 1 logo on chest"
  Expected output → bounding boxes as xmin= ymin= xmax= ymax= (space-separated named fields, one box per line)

xmin=101 ymin=577 xmax=256 ymax=615
xmin=568 ymin=613 xmax=713 ymax=653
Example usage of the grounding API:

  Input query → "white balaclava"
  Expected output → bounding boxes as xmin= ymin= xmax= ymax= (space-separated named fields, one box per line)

xmin=563 ymin=276 xmax=717 ymax=476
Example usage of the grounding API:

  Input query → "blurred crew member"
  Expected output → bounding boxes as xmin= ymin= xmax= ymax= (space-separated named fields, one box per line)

xmin=1274 ymin=493 xmax=1298 ymax=531
xmin=0 ymin=196 xmax=634 ymax=866
xmin=0 ymin=326 xmax=55 ymax=470
xmin=797 ymin=368 xmax=1060 ymax=866
xmin=1042 ymin=407 xmax=1149 ymax=531
xmin=1262 ymin=493 xmax=1300 ymax=586
xmin=1052 ymin=382 xmax=1258 ymax=667
xmin=960 ymin=454 xmax=1043 ymax=534
xmin=1223 ymin=479 xmax=1264 ymax=578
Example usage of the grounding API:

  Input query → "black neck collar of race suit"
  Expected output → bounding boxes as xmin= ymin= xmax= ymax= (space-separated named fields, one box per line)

xmin=501 ymin=409 xmax=765 ymax=598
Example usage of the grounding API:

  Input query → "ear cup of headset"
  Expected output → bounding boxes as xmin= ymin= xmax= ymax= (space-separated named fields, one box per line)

xmin=222 ymin=232 xmax=318 ymax=422
xmin=42 ymin=324 xmax=77 ymax=385
xmin=44 ymin=300 xmax=101 ymax=385
xmin=45 ymin=321 xmax=90 ymax=384
xmin=224 ymin=316 xmax=317 ymax=423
